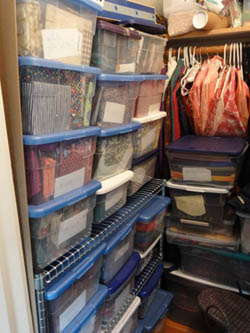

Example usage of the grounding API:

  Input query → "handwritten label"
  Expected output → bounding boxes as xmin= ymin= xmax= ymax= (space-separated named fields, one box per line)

xmin=57 ymin=209 xmax=88 ymax=245
xmin=117 ymin=63 xmax=136 ymax=73
xmin=105 ymin=186 xmax=124 ymax=211
xmin=183 ymin=167 xmax=212 ymax=182
xmin=59 ymin=290 xmax=86 ymax=331
xmin=54 ymin=168 xmax=85 ymax=198
xmin=103 ymin=102 xmax=126 ymax=124
xmin=42 ymin=29 xmax=82 ymax=60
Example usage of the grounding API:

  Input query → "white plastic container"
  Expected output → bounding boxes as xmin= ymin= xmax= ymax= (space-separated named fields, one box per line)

xmin=94 ymin=171 xmax=134 ymax=223
xmin=132 ymin=112 xmax=166 ymax=159
xmin=163 ymin=0 xmax=203 ymax=19
xmin=16 ymin=0 xmax=102 ymax=66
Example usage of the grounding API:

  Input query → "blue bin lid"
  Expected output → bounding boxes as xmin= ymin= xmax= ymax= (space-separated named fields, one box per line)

xmin=62 ymin=284 xmax=108 ymax=333
xmin=142 ymin=74 xmax=168 ymax=81
xmin=137 ymin=262 xmax=163 ymax=300
xmin=108 ymin=252 xmax=140 ymax=296
xmin=23 ymin=127 xmax=101 ymax=145
xmin=132 ymin=149 xmax=159 ymax=166
xmin=104 ymin=215 xmax=138 ymax=255
xmin=166 ymin=135 xmax=246 ymax=156
xmin=98 ymin=74 xmax=145 ymax=82
xmin=46 ymin=241 xmax=106 ymax=301
xmin=29 ymin=180 xmax=101 ymax=218
xmin=119 ymin=19 xmax=166 ymax=34
xmin=99 ymin=122 xmax=141 ymax=137
xmin=138 ymin=196 xmax=171 ymax=223
xmin=19 ymin=57 xmax=101 ymax=75
xmin=136 ymin=289 xmax=173 ymax=333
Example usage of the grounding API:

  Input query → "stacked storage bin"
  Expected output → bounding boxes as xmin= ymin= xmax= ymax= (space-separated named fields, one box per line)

xmin=165 ymin=135 xmax=250 ymax=294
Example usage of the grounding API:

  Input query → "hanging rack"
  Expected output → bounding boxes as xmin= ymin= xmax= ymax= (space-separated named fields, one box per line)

xmin=165 ymin=44 xmax=237 ymax=58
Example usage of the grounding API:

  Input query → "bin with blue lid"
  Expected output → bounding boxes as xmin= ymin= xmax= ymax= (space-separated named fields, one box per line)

xmin=102 ymin=252 xmax=140 ymax=325
xmin=29 ymin=180 xmax=101 ymax=271
xmin=101 ymin=214 xmax=138 ymax=285
xmin=23 ymin=127 xmax=100 ymax=205
xmin=92 ymin=122 xmax=141 ymax=181
xmin=62 ymin=284 xmax=108 ymax=333
xmin=45 ymin=241 xmax=106 ymax=332
xmin=19 ymin=57 xmax=101 ymax=134
xmin=91 ymin=74 xmax=144 ymax=128
xmin=166 ymin=135 xmax=247 ymax=188
xmin=16 ymin=0 xmax=102 ymax=66
xmin=136 ymin=262 xmax=164 ymax=319
xmin=91 ymin=20 xmax=141 ymax=74
xmin=134 ymin=195 xmax=171 ymax=252
xmin=128 ymin=149 xmax=159 ymax=196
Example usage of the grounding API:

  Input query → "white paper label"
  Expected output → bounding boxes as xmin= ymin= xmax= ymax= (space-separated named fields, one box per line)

xmin=103 ymin=102 xmax=126 ymax=124
xmin=115 ymin=241 xmax=130 ymax=261
xmin=105 ymin=187 xmax=124 ymax=211
xmin=42 ymin=29 xmax=82 ymax=60
xmin=54 ymin=168 xmax=85 ymax=198
xmin=117 ymin=63 xmax=136 ymax=73
xmin=175 ymin=195 xmax=206 ymax=217
xmin=183 ymin=167 xmax=212 ymax=182
xmin=60 ymin=290 xmax=86 ymax=331
xmin=57 ymin=209 xmax=88 ymax=245
xmin=141 ymin=130 xmax=155 ymax=152
xmin=115 ymin=284 xmax=130 ymax=313
xmin=148 ymin=103 xmax=161 ymax=113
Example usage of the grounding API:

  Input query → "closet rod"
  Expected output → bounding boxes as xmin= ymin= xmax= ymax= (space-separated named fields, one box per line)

xmin=165 ymin=44 xmax=238 ymax=57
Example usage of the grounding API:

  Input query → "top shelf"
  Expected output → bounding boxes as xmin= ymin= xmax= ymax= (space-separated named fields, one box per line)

xmin=166 ymin=26 xmax=250 ymax=45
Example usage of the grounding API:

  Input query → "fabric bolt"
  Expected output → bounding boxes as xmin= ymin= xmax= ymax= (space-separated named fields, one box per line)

xmin=25 ymin=149 xmax=41 ymax=200
xmin=41 ymin=156 xmax=56 ymax=201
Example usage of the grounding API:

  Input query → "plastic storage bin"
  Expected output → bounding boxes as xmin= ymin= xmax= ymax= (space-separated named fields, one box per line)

xmin=63 ymin=285 xmax=108 ymax=333
xmin=29 ymin=181 xmax=100 ymax=271
xmin=94 ymin=170 xmax=134 ymax=223
xmin=93 ymin=122 xmax=141 ymax=181
xmin=167 ymin=180 xmax=231 ymax=225
xmin=137 ymin=262 xmax=163 ymax=319
xmin=134 ymin=76 xmax=167 ymax=118
xmin=114 ymin=296 xmax=140 ymax=333
xmin=178 ymin=245 xmax=250 ymax=293
xmin=103 ymin=252 xmax=140 ymax=325
xmin=91 ymin=21 xmax=141 ymax=74
xmin=136 ymin=33 xmax=167 ymax=74
xmin=16 ymin=0 xmax=101 ymax=66
xmin=166 ymin=136 xmax=247 ymax=187
xmin=133 ymin=112 xmax=166 ymax=159
xmin=136 ymin=289 xmax=173 ymax=333
xmin=45 ymin=242 xmax=105 ymax=333
xmin=24 ymin=127 xmax=100 ymax=205
xmin=166 ymin=222 xmax=239 ymax=252
xmin=134 ymin=196 xmax=171 ymax=252
xmin=19 ymin=57 xmax=101 ymax=134
xmin=237 ymin=211 xmax=250 ymax=255
xmin=101 ymin=216 xmax=137 ymax=285
xmin=128 ymin=150 xmax=158 ymax=196
xmin=91 ymin=74 xmax=143 ymax=128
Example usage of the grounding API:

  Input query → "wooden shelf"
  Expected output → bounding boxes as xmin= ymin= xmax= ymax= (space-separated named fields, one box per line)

xmin=166 ymin=26 xmax=250 ymax=45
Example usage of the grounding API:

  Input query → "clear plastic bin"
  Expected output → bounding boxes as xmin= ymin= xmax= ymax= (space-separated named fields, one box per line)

xmin=63 ymin=285 xmax=108 ymax=333
xmin=46 ymin=242 xmax=105 ymax=333
xmin=136 ymin=32 xmax=167 ymax=74
xmin=24 ymin=128 xmax=100 ymax=205
xmin=16 ymin=0 xmax=101 ymax=66
xmin=128 ymin=150 xmax=158 ymax=196
xmin=134 ymin=76 xmax=166 ymax=118
xmin=93 ymin=123 xmax=141 ymax=181
xmin=237 ymin=211 xmax=250 ymax=255
xmin=166 ymin=136 xmax=247 ymax=188
xmin=19 ymin=57 xmax=101 ymax=134
xmin=103 ymin=252 xmax=140 ymax=325
xmin=91 ymin=74 xmax=143 ymax=128
xmin=137 ymin=262 xmax=163 ymax=319
xmin=134 ymin=196 xmax=170 ymax=252
xmin=178 ymin=245 xmax=250 ymax=293
xmin=94 ymin=171 xmax=134 ymax=223
xmin=133 ymin=112 xmax=166 ymax=159
xmin=30 ymin=181 xmax=100 ymax=271
xmin=101 ymin=217 xmax=137 ymax=285
xmin=167 ymin=180 xmax=231 ymax=225
xmin=166 ymin=223 xmax=240 ymax=252
xmin=91 ymin=21 xmax=141 ymax=74
xmin=117 ymin=297 xmax=140 ymax=333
